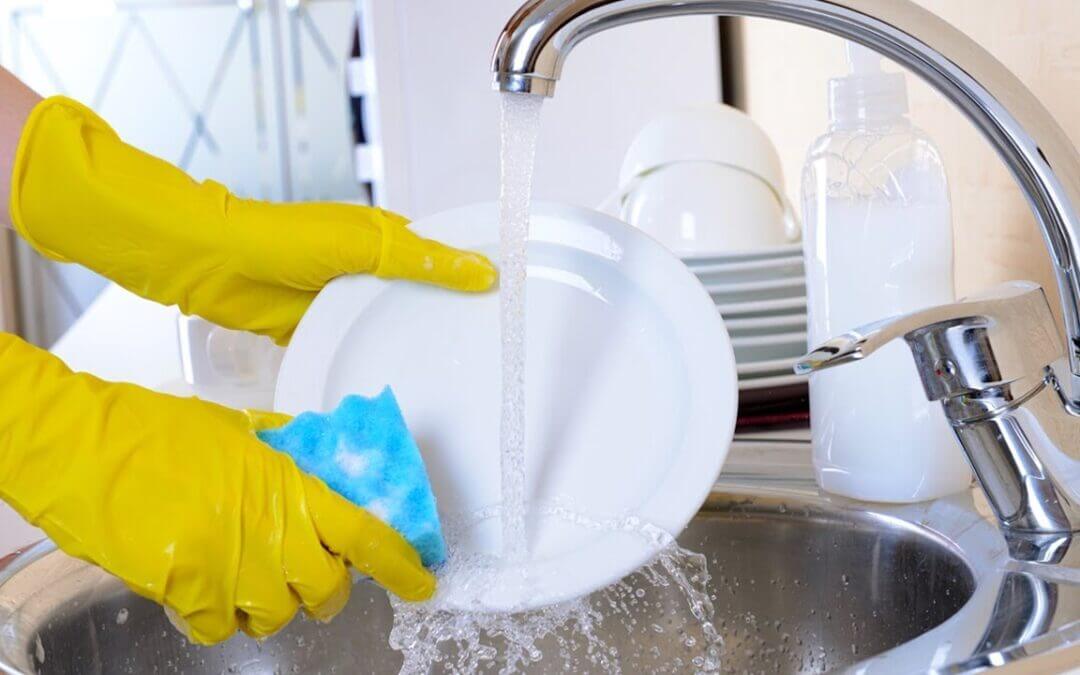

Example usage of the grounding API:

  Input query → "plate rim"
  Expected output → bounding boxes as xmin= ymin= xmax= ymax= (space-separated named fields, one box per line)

xmin=731 ymin=330 xmax=807 ymax=348
xmin=704 ymin=276 xmax=806 ymax=295
xmin=689 ymin=254 xmax=804 ymax=276
xmin=738 ymin=372 xmax=807 ymax=389
xmin=737 ymin=356 xmax=798 ymax=375
xmin=726 ymin=313 xmax=807 ymax=331
xmin=681 ymin=242 xmax=802 ymax=264
xmin=716 ymin=295 xmax=807 ymax=316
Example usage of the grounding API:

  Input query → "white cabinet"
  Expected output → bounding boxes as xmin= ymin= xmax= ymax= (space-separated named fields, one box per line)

xmin=361 ymin=0 xmax=721 ymax=218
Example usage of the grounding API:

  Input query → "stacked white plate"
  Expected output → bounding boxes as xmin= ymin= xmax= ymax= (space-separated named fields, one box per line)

xmin=684 ymin=243 xmax=808 ymax=391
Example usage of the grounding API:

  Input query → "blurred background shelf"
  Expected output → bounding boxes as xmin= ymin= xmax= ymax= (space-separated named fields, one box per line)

xmin=0 ymin=0 xmax=364 ymax=345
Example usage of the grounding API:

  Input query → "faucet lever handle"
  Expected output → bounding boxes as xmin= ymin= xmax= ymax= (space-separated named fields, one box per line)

xmin=795 ymin=281 xmax=1063 ymax=400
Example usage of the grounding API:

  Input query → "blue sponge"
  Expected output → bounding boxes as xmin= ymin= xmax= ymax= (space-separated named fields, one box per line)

xmin=257 ymin=387 xmax=446 ymax=568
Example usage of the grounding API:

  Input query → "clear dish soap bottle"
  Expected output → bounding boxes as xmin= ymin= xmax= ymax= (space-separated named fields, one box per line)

xmin=801 ymin=42 xmax=971 ymax=503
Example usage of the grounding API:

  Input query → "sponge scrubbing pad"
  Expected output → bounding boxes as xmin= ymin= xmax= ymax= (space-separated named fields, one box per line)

xmin=257 ymin=387 xmax=447 ymax=568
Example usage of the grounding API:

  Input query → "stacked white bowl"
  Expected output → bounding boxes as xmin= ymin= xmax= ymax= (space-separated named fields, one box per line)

xmin=614 ymin=104 xmax=808 ymax=395
xmin=683 ymin=245 xmax=808 ymax=392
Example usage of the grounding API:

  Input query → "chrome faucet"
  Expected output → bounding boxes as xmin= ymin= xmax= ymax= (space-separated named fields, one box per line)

xmin=797 ymin=282 xmax=1080 ymax=549
xmin=492 ymin=0 xmax=1080 ymax=552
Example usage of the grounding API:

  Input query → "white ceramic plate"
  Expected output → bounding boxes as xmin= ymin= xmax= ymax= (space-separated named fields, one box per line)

xmin=738 ymin=373 xmax=807 ymax=390
xmin=732 ymin=331 xmax=808 ymax=363
xmin=682 ymin=243 xmax=802 ymax=266
xmin=716 ymin=296 xmax=807 ymax=317
xmin=275 ymin=202 xmax=737 ymax=612
xmin=705 ymin=277 xmax=805 ymax=303
xmin=690 ymin=255 xmax=804 ymax=284
xmin=731 ymin=331 xmax=808 ymax=348
xmin=725 ymin=313 xmax=807 ymax=333
xmin=737 ymin=357 xmax=798 ymax=376
xmin=705 ymin=276 xmax=805 ymax=293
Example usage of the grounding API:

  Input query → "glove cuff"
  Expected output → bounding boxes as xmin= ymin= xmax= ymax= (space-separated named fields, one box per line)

xmin=9 ymin=96 xmax=118 ymax=263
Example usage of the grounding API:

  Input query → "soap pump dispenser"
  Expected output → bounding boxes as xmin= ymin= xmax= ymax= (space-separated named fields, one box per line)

xmin=800 ymin=42 xmax=972 ymax=503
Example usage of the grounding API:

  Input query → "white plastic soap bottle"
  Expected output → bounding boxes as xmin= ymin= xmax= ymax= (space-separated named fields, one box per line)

xmin=801 ymin=42 xmax=971 ymax=503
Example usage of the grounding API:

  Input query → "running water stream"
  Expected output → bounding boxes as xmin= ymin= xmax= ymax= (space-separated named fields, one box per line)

xmin=386 ymin=93 xmax=723 ymax=673
xmin=497 ymin=93 xmax=544 ymax=561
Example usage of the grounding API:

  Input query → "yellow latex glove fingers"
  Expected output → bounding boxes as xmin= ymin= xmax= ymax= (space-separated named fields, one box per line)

xmin=0 ymin=333 xmax=434 ymax=645
xmin=8 ymin=96 xmax=497 ymax=344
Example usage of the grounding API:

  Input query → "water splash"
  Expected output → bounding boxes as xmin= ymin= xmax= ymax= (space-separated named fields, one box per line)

xmin=388 ymin=508 xmax=723 ymax=674
xmin=497 ymin=92 xmax=545 ymax=562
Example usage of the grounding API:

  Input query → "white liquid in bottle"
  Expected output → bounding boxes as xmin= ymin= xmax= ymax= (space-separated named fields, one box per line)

xmin=801 ymin=42 xmax=971 ymax=503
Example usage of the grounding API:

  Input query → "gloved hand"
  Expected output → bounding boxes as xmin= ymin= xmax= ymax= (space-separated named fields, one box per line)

xmin=8 ymin=96 xmax=496 ymax=345
xmin=0 ymin=333 xmax=434 ymax=645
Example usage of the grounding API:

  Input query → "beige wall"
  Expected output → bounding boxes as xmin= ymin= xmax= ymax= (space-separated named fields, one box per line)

xmin=736 ymin=1 xmax=1080 ymax=317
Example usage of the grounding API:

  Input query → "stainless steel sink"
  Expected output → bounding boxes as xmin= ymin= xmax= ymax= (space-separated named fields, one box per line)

xmin=0 ymin=440 xmax=1078 ymax=674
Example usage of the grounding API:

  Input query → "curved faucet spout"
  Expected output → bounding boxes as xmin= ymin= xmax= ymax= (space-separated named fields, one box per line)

xmin=492 ymin=0 xmax=1080 ymax=407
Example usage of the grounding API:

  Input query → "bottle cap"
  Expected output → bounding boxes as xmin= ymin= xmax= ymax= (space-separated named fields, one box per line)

xmin=829 ymin=42 xmax=908 ymax=125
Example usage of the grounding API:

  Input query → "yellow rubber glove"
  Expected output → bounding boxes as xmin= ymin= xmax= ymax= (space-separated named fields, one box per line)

xmin=8 ymin=96 xmax=496 ymax=344
xmin=0 ymin=333 xmax=434 ymax=645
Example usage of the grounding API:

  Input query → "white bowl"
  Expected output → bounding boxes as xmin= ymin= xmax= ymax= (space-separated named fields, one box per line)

xmin=618 ymin=104 xmax=785 ymax=193
xmin=621 ymin=162 xmax=792 ymax=255
xmin=617 ymin=104 xmax=798 ymax=257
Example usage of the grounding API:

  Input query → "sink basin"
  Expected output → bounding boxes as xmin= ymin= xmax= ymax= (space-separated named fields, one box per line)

xmin=686 ymin=493 xmax=974 ymax=672
xmin=0 ymin=479 xmax=978 ymax=674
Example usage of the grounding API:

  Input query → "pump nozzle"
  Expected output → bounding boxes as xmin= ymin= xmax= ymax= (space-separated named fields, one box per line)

xmin=829 ymin=40 xmax=909 ymax=126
